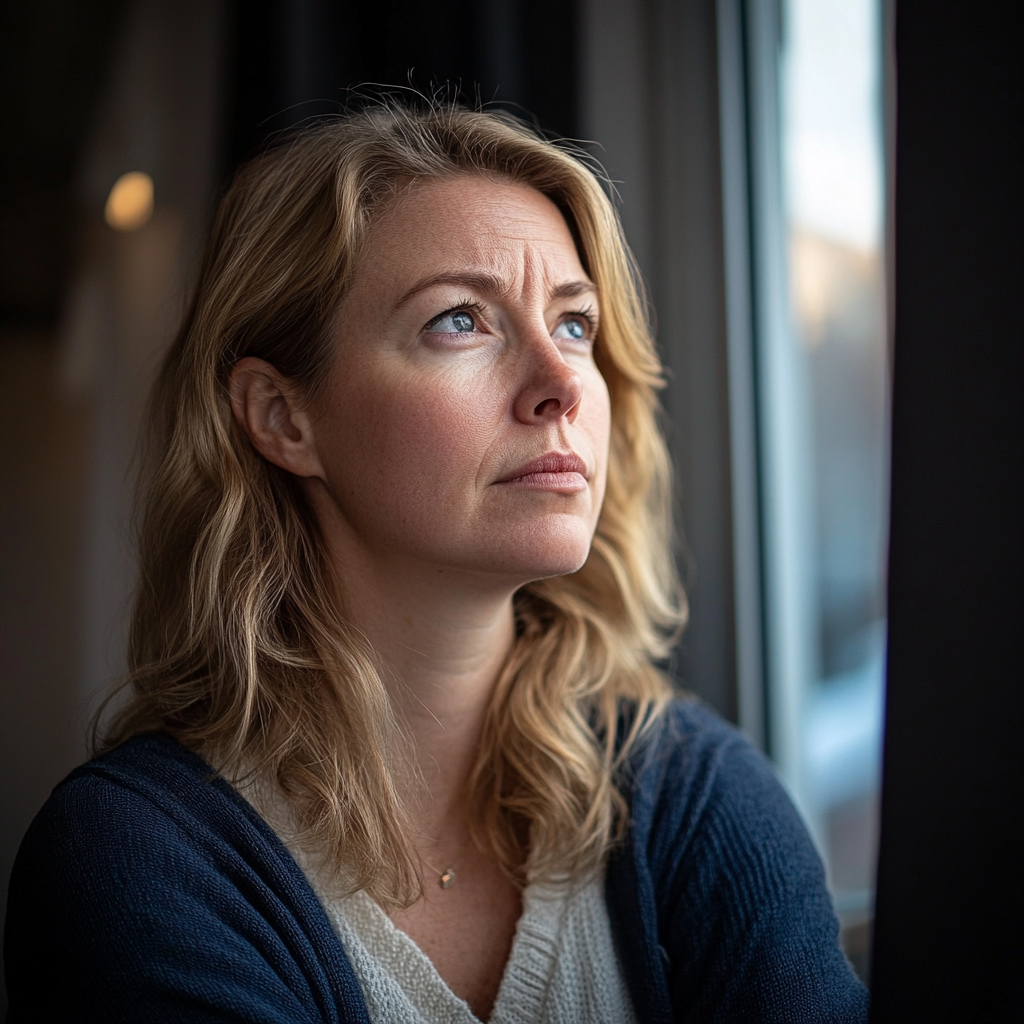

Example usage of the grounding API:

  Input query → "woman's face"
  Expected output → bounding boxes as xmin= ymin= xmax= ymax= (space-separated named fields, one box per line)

xmin=307 ymin=174 xmax=611 ymax=590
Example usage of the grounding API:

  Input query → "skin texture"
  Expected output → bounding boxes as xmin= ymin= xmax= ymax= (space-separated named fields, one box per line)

xmin=230 ymin=175 xmax=610 ymax=1019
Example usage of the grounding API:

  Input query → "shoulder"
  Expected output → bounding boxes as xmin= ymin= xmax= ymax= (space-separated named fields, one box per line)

xmin=8 ymin=733 xmax=290 ymax=920
xmin=621 ymin=698 xmax=823 ymax=926
xmin=626 ymin=699 xmax=813 ymax=878
xmin=16 ymin=732 xmax=264 ymax=851
xmin=4 ymin=734 xmax=366 ymax=1023
xmin=612 ymin=699 xmax=869 ymax=1023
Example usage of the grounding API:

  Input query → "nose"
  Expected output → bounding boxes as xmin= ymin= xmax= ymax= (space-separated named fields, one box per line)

xmin=512 ymin=333 xmax=584 ymax=425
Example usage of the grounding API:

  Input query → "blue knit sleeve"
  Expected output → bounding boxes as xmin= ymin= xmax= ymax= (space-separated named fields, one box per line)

xmin=610 ymin=701 xmax=869 ymax=1024
xmin=3 ymin=736 xmax=369 ymax=1023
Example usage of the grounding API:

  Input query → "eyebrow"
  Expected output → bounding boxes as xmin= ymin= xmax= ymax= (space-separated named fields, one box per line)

xmin=394 ymin=272 xmax=598 ymax=310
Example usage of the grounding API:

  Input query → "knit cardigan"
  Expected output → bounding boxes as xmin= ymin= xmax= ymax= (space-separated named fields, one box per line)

xmin=3 ymin=700 xmax=868 ymax=1022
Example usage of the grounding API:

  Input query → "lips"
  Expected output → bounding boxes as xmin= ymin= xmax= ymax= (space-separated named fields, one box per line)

xmin=496 ymin=451 xmax=589 ymax=485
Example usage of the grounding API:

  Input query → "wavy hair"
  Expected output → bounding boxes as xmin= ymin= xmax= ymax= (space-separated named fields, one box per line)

xmin=100 ymin=99 xmax=686 ymax=908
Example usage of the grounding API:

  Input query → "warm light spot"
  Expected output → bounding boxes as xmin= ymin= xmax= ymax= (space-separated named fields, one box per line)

xmin=104 ymin=171 xmax=154 ymax=231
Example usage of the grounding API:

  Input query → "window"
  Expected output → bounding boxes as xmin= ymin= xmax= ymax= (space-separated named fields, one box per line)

xmin=581 ymin=0 xmax=889 ymax=972
xmin=738 ymin=0 xmax=890 ymax=970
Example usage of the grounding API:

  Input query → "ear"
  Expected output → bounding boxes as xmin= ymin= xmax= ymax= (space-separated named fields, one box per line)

xmin=228 ymin=357 xmax=325 ymax=479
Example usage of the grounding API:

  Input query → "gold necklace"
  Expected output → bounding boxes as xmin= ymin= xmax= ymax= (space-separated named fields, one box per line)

xmin=422 ymin=858 xmax=458 ymax=889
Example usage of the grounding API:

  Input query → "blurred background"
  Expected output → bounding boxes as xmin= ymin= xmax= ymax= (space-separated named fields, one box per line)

xmin=0 ymin=0 xmax=891 ymax=1005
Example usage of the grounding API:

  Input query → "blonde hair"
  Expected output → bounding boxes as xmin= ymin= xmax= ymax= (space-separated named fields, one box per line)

xmin=101 ymin=100 xmax=686 ymax=908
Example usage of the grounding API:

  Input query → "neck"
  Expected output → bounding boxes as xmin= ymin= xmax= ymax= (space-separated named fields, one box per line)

xmin=325 ymin=538 xmax=518 ymax=841
xmin=364 ymin=576 xmax=515 ymax=820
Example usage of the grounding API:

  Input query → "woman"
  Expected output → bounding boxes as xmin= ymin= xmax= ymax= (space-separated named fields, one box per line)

xmin=5 ymin=101 xmax=868 ymax=1023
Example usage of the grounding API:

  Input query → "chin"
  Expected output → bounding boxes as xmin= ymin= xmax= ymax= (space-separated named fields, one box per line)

xmin=517 ymin=555 xmax=590 ymax=584
xmin=476 ymin=521 xmax=595 ymax=583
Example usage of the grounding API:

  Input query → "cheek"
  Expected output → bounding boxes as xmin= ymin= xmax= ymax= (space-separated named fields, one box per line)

xmin=582 ymin=371 xmax=613 ymax=505
xmin=317 ymin=363 xmax=502 ymax=511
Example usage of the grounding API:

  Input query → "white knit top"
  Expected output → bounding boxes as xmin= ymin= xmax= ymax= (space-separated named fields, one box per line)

xmin=237 ymin=778 xmax=637 ymax=1023
xmin=314 ymin=872 xmax=638 ymax=1024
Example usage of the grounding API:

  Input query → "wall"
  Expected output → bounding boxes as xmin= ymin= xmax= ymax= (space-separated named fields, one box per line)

xmin=0 ymin=0 xmax=224 ymax=1009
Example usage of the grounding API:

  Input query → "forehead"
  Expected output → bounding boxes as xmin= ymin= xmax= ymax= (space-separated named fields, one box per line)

xmin=355 ymin=175 xmax=589 ymax=287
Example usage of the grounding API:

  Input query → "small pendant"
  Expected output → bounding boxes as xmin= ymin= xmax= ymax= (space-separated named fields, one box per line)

xmin=438 ymin=867 xmax=457 ymax=889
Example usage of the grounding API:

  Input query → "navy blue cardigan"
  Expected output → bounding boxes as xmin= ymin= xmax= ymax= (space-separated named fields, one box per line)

xmin=4 ymin=701 xmax=868 ymax=1022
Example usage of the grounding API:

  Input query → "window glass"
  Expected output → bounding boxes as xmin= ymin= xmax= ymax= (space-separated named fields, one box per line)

xmin=756 ymin=0 xmax=889 ymax=974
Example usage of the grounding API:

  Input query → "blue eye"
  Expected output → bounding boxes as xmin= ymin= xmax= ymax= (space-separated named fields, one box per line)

xmin=429 ymin=310 xmax=477 ymax=333
xmin=554 ymin=316 xmax=590 ymax=341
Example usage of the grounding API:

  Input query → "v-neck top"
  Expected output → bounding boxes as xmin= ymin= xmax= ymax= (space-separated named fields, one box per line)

xmin=244 ymin=779 xmax=638 ymax=1024
xmin=311 ymin=872 xmax=637 ymax=1024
